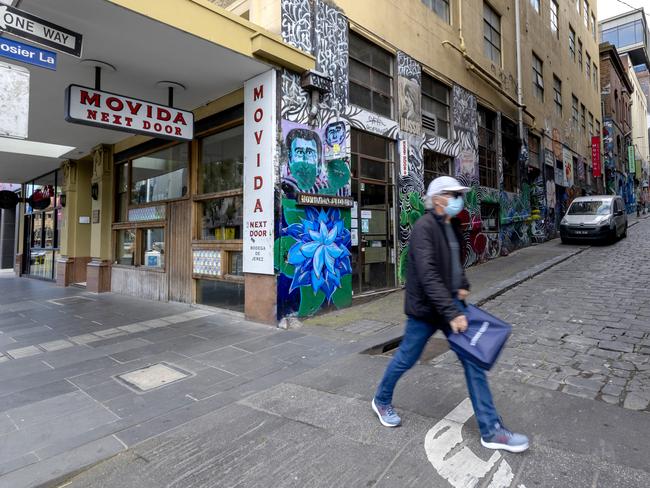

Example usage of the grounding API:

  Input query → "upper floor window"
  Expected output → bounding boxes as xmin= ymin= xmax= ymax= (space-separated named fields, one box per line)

xmin=532 ymin=52 xmax=544 ymax=101
xmin=550 ymin=0 xmax=559 ymax=38
xmin=593 ymin=64 xmax=598 ymax=89
xmin=569 ymin=26 xmax=576 ymax=61
xmin=575 ymin=0 xmax=579 ymax=13
xmin=601 ymin=20 xmax=646 ymax=49
xmin=572 ymin=95 xmax=579 ymax=129
xmin=578 ymin=39 xmax=583 ymax=71
xmin=580 ymin=104 xmax=586 ymax=133
xmin=483 ymin=3 xmax=502 ymax=65
xmin=423 ymin=150 xmax=453 ymax=187
xmin=588 ymin=112 xmax=594 ymax=136
xmin=422 ymin=0 xmax=450 ymax=23
xmin=553 ymin=75 xmax=562 ymax=116
xmin=586 ymin=53 xmax=591 ymax=80
xmin=478 ymin=105 xmax=498 ymax=188
xmin=530 ymin=0 xmax=540 ymax=13
xmin=591 ymin=14 xmax=596 ymax=39
xmin=421 ymin=73 xmax=451 ymax=139
xmin=348 ymin=32 xmax=394 ymax=118
xmin=583 ymin=1 xmax=589 ymax=28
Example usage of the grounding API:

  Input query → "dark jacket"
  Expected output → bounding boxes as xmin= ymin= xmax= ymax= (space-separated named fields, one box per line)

xmin=404 ymin=210 xmax=470 ymax=324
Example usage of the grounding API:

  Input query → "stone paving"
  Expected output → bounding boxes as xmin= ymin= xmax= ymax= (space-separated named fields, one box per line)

xmin=432 ymin=218 xmax=650 ymax=412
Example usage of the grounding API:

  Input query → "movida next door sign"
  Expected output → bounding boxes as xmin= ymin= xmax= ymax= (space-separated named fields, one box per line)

xmin=65 ymin=85 xmax=194 ymax=141
xmin=243 ymin=70 xmax=276 ymax=275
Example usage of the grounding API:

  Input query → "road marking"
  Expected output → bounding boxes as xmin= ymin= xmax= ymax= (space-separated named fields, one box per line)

xmin=424 ymin=398 xmax=525 ymax=488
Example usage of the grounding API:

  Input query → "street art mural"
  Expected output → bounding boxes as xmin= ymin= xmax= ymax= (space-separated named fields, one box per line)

xmin=280 ymin=119 xmax=351 ymax=198
xmin=276 ymin=201 xmax=352 ymax=318
xmin=398 ymin=51 xmax=422 ymax=135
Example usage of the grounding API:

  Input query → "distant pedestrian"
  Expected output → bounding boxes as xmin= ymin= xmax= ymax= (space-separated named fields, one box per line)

xmin=371 ymin=176 xmax=529 ymax=453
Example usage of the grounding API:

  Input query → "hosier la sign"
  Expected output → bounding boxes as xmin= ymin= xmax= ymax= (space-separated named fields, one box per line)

xmin=65 ymin=85 xmax=194 ymax=141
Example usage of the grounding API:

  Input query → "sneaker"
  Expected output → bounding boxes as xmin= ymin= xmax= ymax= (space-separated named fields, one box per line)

xmin=481 ymin=423 xmax=529 ymax=453
xmin=371 ymin=398 xmax=401 ymax=427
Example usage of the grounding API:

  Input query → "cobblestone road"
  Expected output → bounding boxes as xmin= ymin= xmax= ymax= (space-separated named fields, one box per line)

xmin=433 ymin=219 xmax=650 ymax=412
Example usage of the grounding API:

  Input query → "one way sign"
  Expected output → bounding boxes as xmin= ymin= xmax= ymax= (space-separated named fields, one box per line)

xmin=0 ymin=5 xmax=82 ymax=57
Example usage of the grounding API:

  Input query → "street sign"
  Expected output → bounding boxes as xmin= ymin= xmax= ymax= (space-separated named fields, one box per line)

xmin=0 ymin=5 xmax=82 ymax=57
xmin=0 ymin=36 xmax=56 ymax=70
xmin=591 ymin=136 xmax=601 ymax=178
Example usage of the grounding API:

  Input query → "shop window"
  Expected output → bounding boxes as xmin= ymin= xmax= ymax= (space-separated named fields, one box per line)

xmin=200 ymin=125 xmax=244 ymax=194
xmin=193 ymin=124 xmax=245 ymax=311
xmin=478 ymin=105 xmax=498 ymax=188
xmin=130 ymin=144 xmax=188 ymax=205
xmin=480 ymin=202 xmax=500 ymax=232
xmin=141 ymin=227 xmax=165 ymax=269
xmin=116 ymin=163 xmax=129 ymax=222
xmin=199 ymin=197 xmax=243 ymax=240
xmin=115 ymin=229 xmax=136 ymax=266
xmin=228 ymin=251 xmax=243 ymax=276
xmin=502 ymin=118 xmax=519 ymax=193
xmin=348 ymin=32 xmax=394 ymax=118
xmin=423 ymin=150 xmax=452 ymax=187
xmin=421 ymin=74 xmax=451 ymax=138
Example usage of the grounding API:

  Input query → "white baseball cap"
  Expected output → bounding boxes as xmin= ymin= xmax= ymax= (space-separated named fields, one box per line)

xmin=426 ymin=176 xmax=470 ymax=197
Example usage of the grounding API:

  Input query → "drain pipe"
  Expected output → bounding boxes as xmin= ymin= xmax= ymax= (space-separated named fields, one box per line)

xmin=514 ymin=0 xmax=525 ymax=141
xmin=458 ymin=0 xmax=466 ymax=52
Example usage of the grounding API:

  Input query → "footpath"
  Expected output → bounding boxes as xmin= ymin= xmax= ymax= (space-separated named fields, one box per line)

xmin=0 ymin=215 xmax=647 ymax=488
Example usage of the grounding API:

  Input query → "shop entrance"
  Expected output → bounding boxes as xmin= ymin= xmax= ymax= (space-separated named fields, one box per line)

xmin=350 ymin=130 xmax=396 ymax=295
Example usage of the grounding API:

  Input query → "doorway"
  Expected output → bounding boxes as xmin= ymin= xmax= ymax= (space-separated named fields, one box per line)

xmin=350 ymin=130 xmax=397 ymax=295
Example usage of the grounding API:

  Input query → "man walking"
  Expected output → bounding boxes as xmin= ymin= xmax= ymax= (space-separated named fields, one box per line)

xmin=371 ymin=176 xmax=529 ymax=453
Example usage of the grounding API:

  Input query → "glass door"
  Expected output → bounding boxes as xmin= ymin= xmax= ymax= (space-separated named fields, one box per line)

xmin=350 ymin=130 xmax=397 ymax=294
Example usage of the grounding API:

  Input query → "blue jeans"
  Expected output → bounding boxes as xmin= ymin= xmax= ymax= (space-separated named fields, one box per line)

xmin=374 ymin=315 xmax=501 ymax=438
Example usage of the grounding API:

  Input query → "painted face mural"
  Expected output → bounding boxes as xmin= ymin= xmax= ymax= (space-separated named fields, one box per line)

xmin=287 ymin=129 xmax=321 ymax=191
xmin=281 ymin=120 xmax=352 ymax=198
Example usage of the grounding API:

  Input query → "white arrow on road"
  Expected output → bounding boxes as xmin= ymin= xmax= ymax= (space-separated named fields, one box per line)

xmin=424 ymin=398 xmax=525 ymax=488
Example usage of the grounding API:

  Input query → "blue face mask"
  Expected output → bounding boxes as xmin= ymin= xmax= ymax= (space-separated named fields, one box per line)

xmin=444 ymin=196 xmax=464 ymax=217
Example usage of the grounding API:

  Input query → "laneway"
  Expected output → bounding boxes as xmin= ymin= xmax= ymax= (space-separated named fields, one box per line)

xmin=433 ymin=216 xmax=650 ymax=411
xmin=62 ymin=221 xmax=650 ymax=488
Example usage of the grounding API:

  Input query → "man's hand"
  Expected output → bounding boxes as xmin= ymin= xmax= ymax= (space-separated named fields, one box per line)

xmin=457 ymin=289 xmax=470 ymax=300
xmin=450 ymin=315 xmax=468 ymax=334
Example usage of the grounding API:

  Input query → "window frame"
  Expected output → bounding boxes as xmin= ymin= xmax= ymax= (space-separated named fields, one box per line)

xmin=569 ymin=26 xmax=576 ymax=62
xmin=483 ymin=2 xmax=502 ymax=66
xmin=421 ymin=73 xmax=451 ymax=139
xmin=478 ymin=105 xmax=498 ymax=189
xmin=532 ymin=52 xmax=544 ymax=101
xmin=421 ymin=0 xmax=450 ymax=24
xmin=550 ymin=0 xmax=559 ymax=38
xmin=572 ymin=95 xmax=579 ymax=130
xmin=530 ymin=0 xmax=540 ymax=14
xmin=348 ymin=31 xmax=395 ymax=118
xmin=586 ymin=52 xmax=591 ymax=80
xmin=553 ymin=75 xmax=563 ymax=117
xmin=423 ymin=149 xmax=453 ymax=187
xmin=577 ymin=38 xmax=583 ymax=71
xmin=192 ymin=122 xmax=245 ymax=286
xmin=583 ymin=0 xmax=589 ymax=28
xmin=580 ymin=103 xmax=586 ymax=134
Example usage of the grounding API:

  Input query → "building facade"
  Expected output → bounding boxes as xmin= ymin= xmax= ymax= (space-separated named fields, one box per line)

xmin=599 ymin=43 xmax=635 ymax=210
xmin=4 ymin=0 xmax=602 ymax=324
xmin=624 ymin=54 xmax=650 ymax=191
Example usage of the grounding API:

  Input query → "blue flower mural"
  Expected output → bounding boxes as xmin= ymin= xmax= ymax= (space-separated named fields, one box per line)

xmin=284 ymin=207 xmax=352 ymax=301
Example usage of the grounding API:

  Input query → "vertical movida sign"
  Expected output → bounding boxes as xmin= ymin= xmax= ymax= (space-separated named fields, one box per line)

xmin=243 ymin=70 xmax=276 ymax=275
xmin=591 ymin=136 xmax=601 ymax=178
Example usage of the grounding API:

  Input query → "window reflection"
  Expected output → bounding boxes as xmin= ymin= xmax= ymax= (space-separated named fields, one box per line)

xmin=131 ymin=145 xmax=188 ymax=204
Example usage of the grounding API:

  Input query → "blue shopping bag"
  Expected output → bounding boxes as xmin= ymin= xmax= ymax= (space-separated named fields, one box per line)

xmin=447 ymin=302 xmax=512 ymax=370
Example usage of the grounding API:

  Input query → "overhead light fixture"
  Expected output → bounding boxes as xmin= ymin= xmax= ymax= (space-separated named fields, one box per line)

xmin=0 ymin=137 xmax=75 ymax=158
